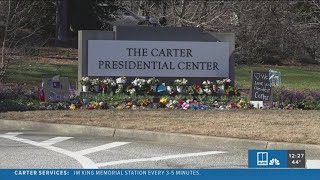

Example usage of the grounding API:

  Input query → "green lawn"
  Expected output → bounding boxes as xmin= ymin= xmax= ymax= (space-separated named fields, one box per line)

xmin=235 ymin=65 xmax=320 ymax=90
xmin=5 ymin=63 xmax=78 ymax=86
xmin=4 ymin=62 xmax=320 ymax=90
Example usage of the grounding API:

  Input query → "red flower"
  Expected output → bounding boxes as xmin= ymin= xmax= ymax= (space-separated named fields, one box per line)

xmin=177 ymin=99 xmax=184 ymax=104
xmin=231 ymin=102 xmax=238 ymax=108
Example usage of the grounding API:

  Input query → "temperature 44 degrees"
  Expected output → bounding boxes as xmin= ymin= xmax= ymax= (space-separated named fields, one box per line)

xmin=292 ymin=160 xmax=302 ymax=165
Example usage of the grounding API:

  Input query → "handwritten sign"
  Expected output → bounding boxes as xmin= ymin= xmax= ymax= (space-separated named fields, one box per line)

xmin=42 ymin=76 xmax=70 ymax=102
xmin=250 ymin=71 xmax=272 ymax=102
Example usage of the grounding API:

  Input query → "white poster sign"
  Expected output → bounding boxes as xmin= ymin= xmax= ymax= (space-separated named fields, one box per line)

xmin=88 ymin=40 xmax=229 ymax=77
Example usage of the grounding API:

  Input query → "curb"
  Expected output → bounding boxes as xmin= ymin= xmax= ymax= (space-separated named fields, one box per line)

xmin=114 ymin=128 xmax=268 ymax=150
xmin=0 ymin=119 xmax=320 ymax=157
xmin=0 ymin=119 xmax=115 ymax=137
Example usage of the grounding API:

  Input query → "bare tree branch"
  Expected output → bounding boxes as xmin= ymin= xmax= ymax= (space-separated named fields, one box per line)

xmin=1 ymin=0 xmax=11 ymax=68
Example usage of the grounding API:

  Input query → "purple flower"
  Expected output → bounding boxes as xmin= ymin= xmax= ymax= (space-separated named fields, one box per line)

xmin=311 ymin=92 xmax=320 ymax=101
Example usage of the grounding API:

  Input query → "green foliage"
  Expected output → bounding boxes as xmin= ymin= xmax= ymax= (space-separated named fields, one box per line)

xmin=0 ymin=97 xmax=41 ymax=112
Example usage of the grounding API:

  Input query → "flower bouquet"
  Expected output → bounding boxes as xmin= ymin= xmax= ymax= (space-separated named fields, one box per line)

xmin=132 ymin=78 xmax=147 ymax=92
xmin=116 ymin=76 xmax=127 ymax=84
xmin=202 ymin=80 xmax=213 ymax=95
xmin=159 ymin=97 xmax=168 ymax=107
xmin=203 ymin=87 xmax=212 ymax=95
xmin=126 ymin=85 xmax=136 ymax=95
xmin=80 ymin=77 xmax=90 ymax=92
xmin=101 ymin=78 xmax=116 ymax=93
xmin=115 ymin=77 xmax=127 ymax=93
xmin=185 ymin=86 xmax=195 ymax=95
xmin=224 ymin=78 xmax=231 ymax=89
xmin=147 ymin=77 xmax=159 ymax=92
xmin=91 ymin=78 xmax=100 ymax=92
xmin=212 ymin=84 xmax=224 ymax=95
xmin=202 ymin=80 xmax=212 ymax=88
xmin=216 ymin=78 xmax=231 ymax=90
xmin=194 ymin=84 xmax=203 ymax=95
xmin=166 ymin=85 xmax=173 ymax=94
xmin=173 ymin=78 xmax=188 ymax=93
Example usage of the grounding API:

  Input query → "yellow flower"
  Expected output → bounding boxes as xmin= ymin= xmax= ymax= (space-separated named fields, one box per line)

xmin=116 ymin=106 xmax=124 ymax=110
xmin=69 ymin=104 xmax=76 ymax=110
xmin=127 ymin=102 xmax=133 ymax=107
xmin=238 ymin=99 xmax=246 ymax=108
xmin=92 ymin=102 xmax=99 ymax=109
xmin=160 ymin=97 xmax=167 ymax=104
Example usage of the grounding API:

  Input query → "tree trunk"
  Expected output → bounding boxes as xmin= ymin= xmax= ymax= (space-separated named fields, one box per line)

xmin=138 ymin=0 xmax=144 ymax=16
xmin=1 ymin=0 xmax=10 ymax=69
xmin=55 ymin=0 xmax=68 ymax=44
xmin=162 ymin=0 xmax=167 ymax=16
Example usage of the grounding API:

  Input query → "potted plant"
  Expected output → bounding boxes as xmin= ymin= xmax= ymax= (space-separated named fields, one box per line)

xmin=80 ymin=77 xmax=90 ymax=92
xmin=101 ymin=78 xmax=116 ymax=93
xmin=166 ymin=85 xmax=173 ymax=94
xmin=202 ymin=80 xmax=213 ymax=95
xmin=147 ymin=77 xmax=159 ymax=92
xmin=173 ymin=78 xmax=188 ymax=93
xmin=131 ymin=78 xmax=147 ymax=92
xmin=91 ymin=78 xmax=100 ymax=92
xmin=194 ymin=84 xmax=203 ymax=95
xmin=216 ymin=78 xmax=231 ymax=90
xmin=115 ymin=76 xmax=127 ymax=93
xmin=216 ymin=79 xmax=225 ymax=90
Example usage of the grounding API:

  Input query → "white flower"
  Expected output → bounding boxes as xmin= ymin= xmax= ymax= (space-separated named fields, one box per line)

xmin=102 ymin=78 xmax=115 ymax=85
xmin=224 ymin=78 xmax=231 ymax=83
xmin=82 ymin=77 xmax=89 ymax=81
xmin=216 ymin=80 xmax=224 ymax=85
xmin=146 ymin=77 xmax=159 ymax=85
xmin=182 ymin=78 xmax=188 ymax=85
xmin=202 ymin=80 xmax=212 ymax=87
xmin=139 ymin=79 xmax=146 ymax=87
xmin=80 ymin=77 xmax=90 ymax=85
xmin=204 ymin=88 xmax=212 ymax=95
xmin=202 ymin=81 xmax=207 ymax=86
xmin=132 ymin=78 xmax=146 ymax=87
xmin=116 ymin=77 xmax=127 ymax=84
xmin=174 ymin=78 xmax=188 ymax=86
xmin=132 ymin=78 xmax=139 ymax=86
xmin=127 ymin=88 xmax=136 ymax=95
xmin=110 ymin=82 xmax=116 ymax=87
xmin=91 ymin=78 xmax=100 ymax=86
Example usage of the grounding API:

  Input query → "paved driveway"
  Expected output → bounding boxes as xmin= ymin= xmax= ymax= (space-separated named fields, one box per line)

xmin=0 ymin=130 xmax=247 ymax=168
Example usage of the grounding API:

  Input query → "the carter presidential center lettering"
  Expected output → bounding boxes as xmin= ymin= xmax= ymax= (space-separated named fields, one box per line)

xmin=98 ymin=48 xmax=219 ymax=71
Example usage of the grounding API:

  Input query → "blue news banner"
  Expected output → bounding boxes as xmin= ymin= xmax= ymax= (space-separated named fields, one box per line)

xmin=0 ymin=150 xmax=319 ymax=180
xmin=0 ymin=169 xmax=319 ymax=180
